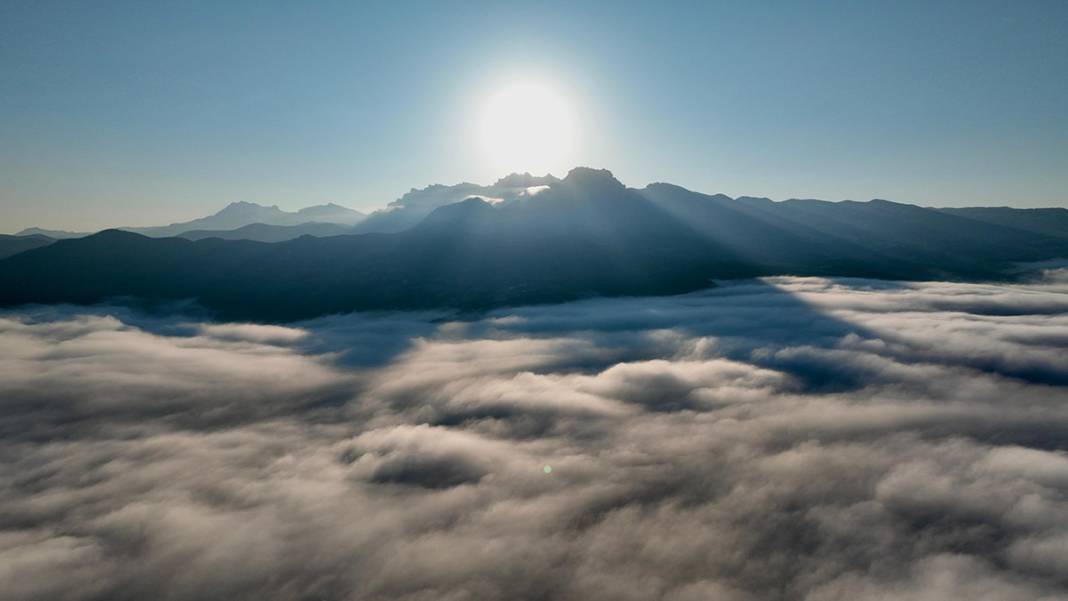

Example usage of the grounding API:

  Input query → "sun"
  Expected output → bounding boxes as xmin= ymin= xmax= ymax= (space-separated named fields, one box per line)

xmin=479 ymin=82 xmax=574 ymax=176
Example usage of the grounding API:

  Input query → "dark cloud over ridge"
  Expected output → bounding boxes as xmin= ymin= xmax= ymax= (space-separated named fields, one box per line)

xmin=2 ymin=276 xmax=1068 ymax=600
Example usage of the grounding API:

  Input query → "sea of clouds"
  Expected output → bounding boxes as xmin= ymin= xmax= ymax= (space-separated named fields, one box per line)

xmin=3 ymin=275 xmax=1068 ymax=601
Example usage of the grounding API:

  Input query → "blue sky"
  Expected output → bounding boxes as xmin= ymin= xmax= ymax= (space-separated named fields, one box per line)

xmin=2 ymin=0 xmax=1067 ymax=231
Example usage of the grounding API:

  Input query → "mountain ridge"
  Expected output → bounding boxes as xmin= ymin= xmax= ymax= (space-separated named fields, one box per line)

xmin=0 ymin=234 xmax=55 ymax=260
xmin=122 ymin=201 xmax=366 ymax=237
xmin=13 ymin=177 xmax=1066 ymax=243
xmin=2 ymin=167 xmax=1065 ymax=321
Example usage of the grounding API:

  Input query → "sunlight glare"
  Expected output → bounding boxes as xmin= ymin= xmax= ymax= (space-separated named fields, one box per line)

xmin=479 ymin=82 xmax=573 ymax=175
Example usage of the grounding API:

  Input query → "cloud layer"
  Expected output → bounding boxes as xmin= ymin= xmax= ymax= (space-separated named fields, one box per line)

xmin=3 ymin=276 xmax=1068 ymax=600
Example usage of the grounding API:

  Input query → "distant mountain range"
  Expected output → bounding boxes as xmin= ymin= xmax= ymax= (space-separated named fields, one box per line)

xmin=2 ymin=167 xmax=1066 ymax=321
xmin=13 ymin=201 xmax=367 ymax=241
xmin=13 ymin=227 xmax=88 ymax=239
xmin=123 ymin=201 xmax=367 ymax=238
xmin=176 ymin=222 xmax=355 ymax=243
xmin=7 ymin=173 xmax=562 ymax=245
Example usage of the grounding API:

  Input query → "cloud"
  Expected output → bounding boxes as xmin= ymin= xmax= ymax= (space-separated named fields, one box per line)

xmin=1 ymin=276 xmax=1068 ymax=600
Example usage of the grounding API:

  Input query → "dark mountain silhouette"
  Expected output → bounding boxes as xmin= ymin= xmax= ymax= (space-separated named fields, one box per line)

xmin=0 ymin=234 xmax=55 ymax=260
xmin=938 ymin=207 xmax=1068 ymax=240
xmin=1 ymin=167 xmax=1066 ymax=321
xmin=642 ymin=187 xmax=1065 ymax=279
xmin=178 ymin=222 xmax=353 ymax=243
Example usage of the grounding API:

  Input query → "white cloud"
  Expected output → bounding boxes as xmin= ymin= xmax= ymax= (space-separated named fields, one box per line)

xmin=2 ymin=276 xmax=1068 ymax=600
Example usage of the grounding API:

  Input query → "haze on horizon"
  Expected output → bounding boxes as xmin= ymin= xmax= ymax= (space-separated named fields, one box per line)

xmin=2 ymin=0 xmax=1067 ymax=233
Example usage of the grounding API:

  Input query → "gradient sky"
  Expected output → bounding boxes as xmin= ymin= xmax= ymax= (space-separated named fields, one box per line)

xmin=2 ymin=0 xmax=1067 ymax=232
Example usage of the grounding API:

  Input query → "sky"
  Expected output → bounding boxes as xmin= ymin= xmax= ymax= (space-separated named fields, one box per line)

xmin=1 ymin=0 xmax=1067 ymax=232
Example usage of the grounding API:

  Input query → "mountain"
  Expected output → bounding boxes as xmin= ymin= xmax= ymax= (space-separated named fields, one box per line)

xmin=353 ymin=173 xmax=559 ymax=234
xmin=1 ymin=167 xmax=1066 ymax=322
xmin=14 ymin=227 xmax=88 ymax=239
xmin=641 ymin=188 xmax=1065 ymax=279
xmin=178 ymin=222 xmax=354 ymax=243
xmin=0 ymin=231 xmax=270 ymax=307
xmin=938 ymin=207 xmax=1068 ymax=240
xmin=0 ymin=234 xmax=55 ymax=260
xmin=122 ymin=201 xmax=366 ymax=238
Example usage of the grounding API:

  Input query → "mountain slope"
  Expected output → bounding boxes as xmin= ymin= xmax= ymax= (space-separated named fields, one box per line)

xmin=0 ymin=234 xmax=55 ymax=260
xmin=938 ymin=207 xmax=1068 ymax=240
xmin=725 ymin=196 xmax=1063 ymax=278
xmin=0 ymin=230 xmax=270 ymax=306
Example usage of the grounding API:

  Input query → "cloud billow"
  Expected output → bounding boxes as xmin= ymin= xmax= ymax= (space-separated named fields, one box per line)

xmin=2 ymin=276 xmax=1068 ymax=600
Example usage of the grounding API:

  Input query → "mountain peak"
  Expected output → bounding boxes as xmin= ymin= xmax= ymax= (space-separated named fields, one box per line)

xmin=562 ymin=167 xmax=625 ymax=190
xmin=492 ymin=172 xmax=560 ymax=188
xmin=417 ymin=196 xmax=494 ymax=229
xmin=216 ymin=201 xmax=283 ymax=216
xmin=87 ymin=228 xmax=151 ymax=242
